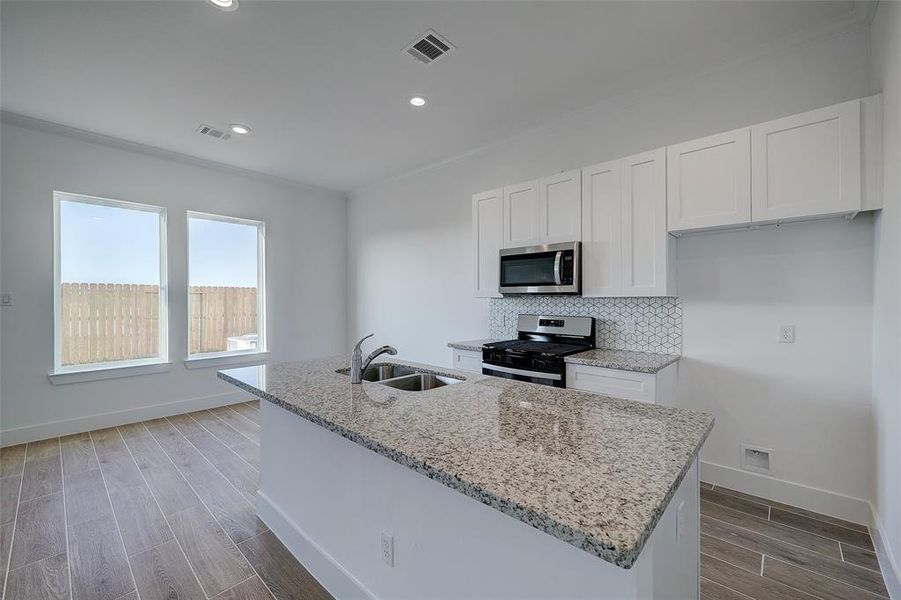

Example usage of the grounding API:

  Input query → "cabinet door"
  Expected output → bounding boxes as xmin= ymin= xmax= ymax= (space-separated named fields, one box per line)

xmin=667 ymin=128 xmax=751 ymax=232
xmin=565 ymin=364 xmax=657 ymax=403
xmin=539 ymin=169 xmax=581 ymax=243
xmin=581 ymin=160 xmax=622 ymax=297
xmin=472 ymin=189 xmax=503 ymax=298
xmin=453 ymin=349 xmax=483 ymax=373
xmin=621 ymin=148 xmax=671 ymax=297
xmin=751 ymin=99 xmax=861 ymax=222
xmin=503 ymin=179 xmax=540 ymax=248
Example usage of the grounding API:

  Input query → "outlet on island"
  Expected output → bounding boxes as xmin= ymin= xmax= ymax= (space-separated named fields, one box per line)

xmin=381 ymin=532 xmax=394 ymax=567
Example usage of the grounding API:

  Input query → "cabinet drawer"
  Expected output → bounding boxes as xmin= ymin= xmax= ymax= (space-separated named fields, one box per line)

xmin=566 ymin=364 xmax=656 ymax=403
xmin=452 ymin=349 xmax=483 ymax=373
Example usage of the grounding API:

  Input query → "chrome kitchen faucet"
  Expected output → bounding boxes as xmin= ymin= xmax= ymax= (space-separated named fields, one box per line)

xmin=350 ymin=334 xmax=397 ymax=384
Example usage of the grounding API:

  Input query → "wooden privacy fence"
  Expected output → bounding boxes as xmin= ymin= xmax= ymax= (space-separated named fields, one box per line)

xmin=60 ymin=283 xmax=257 ymax=365
xmin=188 ymin=286 xmax=258 ymax=354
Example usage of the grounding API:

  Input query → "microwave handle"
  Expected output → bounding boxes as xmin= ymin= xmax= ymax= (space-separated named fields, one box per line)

xmin=554 ymin=251 xmax=563 ymax=285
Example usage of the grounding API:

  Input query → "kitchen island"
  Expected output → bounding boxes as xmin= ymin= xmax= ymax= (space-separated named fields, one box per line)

xmin=219 ymin=357 xmax=713 ymax=600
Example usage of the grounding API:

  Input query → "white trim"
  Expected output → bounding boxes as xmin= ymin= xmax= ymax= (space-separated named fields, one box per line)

xmin=256 ymin=490 xmax=377 ymax=600
xmin=353 ymin=18 xmax=871 ymax=195
xmin=184 ymin=351 xmax=269 ymax=370
xmin=0 ymin=110 xmax=345 ymax=197
xmin=52 ymin=191 xmax=169 ymax=373
xmin=699 ymin=460 xmax=872 ymax=525
xmin=0 ymin=390 xmax=249 ymax=447
xmin=49 ymin=360 xmax=172 ymax=384
xmin=871 ymin=503 xmax=901 ymax=600
xmin=186 ymin=211 xmax=267 ymax=359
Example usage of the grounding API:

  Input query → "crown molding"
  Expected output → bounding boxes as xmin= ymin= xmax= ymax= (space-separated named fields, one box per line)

xmin=353 ymin=8 xmax=873 ymax=195
xmin=0 ymin=110 xmax=347 ymax=199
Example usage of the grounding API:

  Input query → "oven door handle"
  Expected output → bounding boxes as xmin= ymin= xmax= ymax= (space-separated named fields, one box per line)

xmin=554 ymin=251 xmax=563 ymax=285
xmin=482 ymin=363 xmax=562 ymax=381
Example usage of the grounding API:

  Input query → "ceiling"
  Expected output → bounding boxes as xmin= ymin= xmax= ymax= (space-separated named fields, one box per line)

xmin=1 ymin=1 xmax=870 ymax=192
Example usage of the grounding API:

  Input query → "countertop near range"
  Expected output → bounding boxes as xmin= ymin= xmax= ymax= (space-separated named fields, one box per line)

xmin=447 ymin=338 xmax=501 ymax=352
xmin=565 ymin=349 xmax=680 ymax=374
xmin=218 ymin=357 xmax=712 ymax=569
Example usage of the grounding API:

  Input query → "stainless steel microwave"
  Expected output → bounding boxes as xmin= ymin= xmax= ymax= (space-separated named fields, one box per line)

xmin=498 ymin=241 xmax=581 ymax=295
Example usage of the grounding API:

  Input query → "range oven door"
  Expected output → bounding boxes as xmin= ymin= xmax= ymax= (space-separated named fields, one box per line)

xmin=498 ymin=242 xmax=580 ymax=295
xmin=481 ymin=363 xmax=565 ymax=388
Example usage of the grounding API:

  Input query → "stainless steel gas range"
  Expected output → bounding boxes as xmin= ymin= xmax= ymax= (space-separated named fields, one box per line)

xmin=481 ymin=315 xmax=594 ymax=388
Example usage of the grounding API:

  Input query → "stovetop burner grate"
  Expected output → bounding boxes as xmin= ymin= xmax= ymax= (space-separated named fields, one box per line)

xmin=485 ymin=339 xmax=588 ymax=356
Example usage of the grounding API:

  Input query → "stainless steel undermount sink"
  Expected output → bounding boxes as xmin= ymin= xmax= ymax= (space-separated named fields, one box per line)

xmin=378 ymin=373 xmax=463 ymax=391
xmin=337 ymin=364 xmax=463 ymax=390
xmin=362 ymin=364 xmax=418 ymax=382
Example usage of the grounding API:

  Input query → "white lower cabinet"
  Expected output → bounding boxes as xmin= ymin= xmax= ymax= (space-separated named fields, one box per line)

xmin=566 ymin=362 xmax=678 ymax=405
xmin=452 ymin=349 xmax=483 ymax=373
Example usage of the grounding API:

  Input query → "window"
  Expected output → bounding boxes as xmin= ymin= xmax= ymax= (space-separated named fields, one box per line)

xmin=187 ymin=212 xmax=266 ymax=358
xmin=53 ymin=192 xmax=168 ymax=374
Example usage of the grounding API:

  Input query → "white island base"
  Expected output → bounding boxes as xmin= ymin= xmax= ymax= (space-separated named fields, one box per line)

xmin=256 ymin=401 xmax=700 ymax=600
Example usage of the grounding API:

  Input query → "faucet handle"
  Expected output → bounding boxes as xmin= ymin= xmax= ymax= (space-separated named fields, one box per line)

xmin=352 ymin=333 xmax=375 ymax=354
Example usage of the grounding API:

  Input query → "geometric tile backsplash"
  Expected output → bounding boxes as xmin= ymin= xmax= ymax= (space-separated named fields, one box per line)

xmin=488 ymin=296 xmax=682 ymax=355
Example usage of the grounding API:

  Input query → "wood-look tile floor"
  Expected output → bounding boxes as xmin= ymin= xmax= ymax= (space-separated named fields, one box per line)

xmin=699 ymin=481 xmax=890 ymax=600
xmin=0 ymin=400 xmax=334 ymax=600
xmin=1 ymin=403 xmax=891 ymax=600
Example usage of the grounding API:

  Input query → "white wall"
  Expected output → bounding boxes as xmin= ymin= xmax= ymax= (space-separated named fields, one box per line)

xmin=678 ymin=217 xmax=874 ymax=503
xmin=348 ymin=25 xmax=876 ymax=510
xmin=0 ymin=122 xmax=348 ymax=442
xmin=870 ymin=0 xmax=901 ymax=591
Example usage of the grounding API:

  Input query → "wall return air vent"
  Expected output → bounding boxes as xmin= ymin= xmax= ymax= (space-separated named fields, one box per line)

xmin=196 ymin=124 xmax=232 ymax=141
xmin=404 ymin=29 xmax=455 ymax=64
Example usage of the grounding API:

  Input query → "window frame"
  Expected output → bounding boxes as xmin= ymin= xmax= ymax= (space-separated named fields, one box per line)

xmin=52 ymin=191 xmax=169 ymax=375
xmin=185 ymin=210 xmax=267 ymax=361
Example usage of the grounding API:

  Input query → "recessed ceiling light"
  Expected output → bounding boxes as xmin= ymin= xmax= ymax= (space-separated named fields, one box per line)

xmin=229 ymin=123 xmax=251 ymax=135
xmin=409 ymin=96 xmax=428 ymax=107
xmin=207 ymin=0 xmax=238 ymax=11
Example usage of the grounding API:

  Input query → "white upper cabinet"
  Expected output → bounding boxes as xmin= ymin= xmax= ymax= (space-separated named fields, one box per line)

xmin=504 ymin=172 xmax=582 ymax=248
xmin=621 ymin=148 xmax=675 ymax=297
xmin=539 ymin=169 xmax=582 ymax=243
xmin=667 ymin=128 xmax=751 ymax=232
xmin=581 ymin=160 xmax=622 ymax=297
xmin=472 ymin=188 xmax=503 ymax=298
xmin=503 ymin=179 xmax=541 ymax=247
xmin=751 ymin=99 xmax=861 ymax=223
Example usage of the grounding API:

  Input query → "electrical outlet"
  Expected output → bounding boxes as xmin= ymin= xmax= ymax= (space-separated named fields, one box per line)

xmin=778 ymin=324 xmax=795 ymax=343
xmin=0 ymin=294 xmax=10 ymax=307
xmin=380 ymin=532 xmax=394 ymax=567
xmin=675 ymin=500 xmax=686 ymax=545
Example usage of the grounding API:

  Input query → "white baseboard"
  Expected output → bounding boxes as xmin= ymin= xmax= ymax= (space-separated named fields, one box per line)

xmin=0 ymin=390 xmax=250 ymax=446
xmin=871 ymin=504 xmax=901 ymax=600
xmin=256 ymin=490 xmax=375 ymax=600
xmin=700 ymin=460 xmax=872 ymax=526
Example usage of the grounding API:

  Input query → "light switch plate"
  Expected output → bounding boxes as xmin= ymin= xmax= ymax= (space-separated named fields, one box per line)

xmin=0 ymin=293 xmax=11 ymax=307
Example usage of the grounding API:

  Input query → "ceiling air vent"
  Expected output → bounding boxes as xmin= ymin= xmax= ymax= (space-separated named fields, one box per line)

xmin=404 ymin=29 xmax=454 ymax=64
xmin=196 ymin=124 xmax=231 ymax=141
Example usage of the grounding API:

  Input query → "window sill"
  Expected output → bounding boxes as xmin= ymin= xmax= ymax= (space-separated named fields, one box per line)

xmin=184 ymin=351 xmax=270 ymax=370
xmin=49 ymin=361 xmax=172 ymax=385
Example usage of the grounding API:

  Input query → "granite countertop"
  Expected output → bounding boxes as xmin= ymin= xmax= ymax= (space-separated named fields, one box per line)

xmin=565 ymin=349 xmax=681 ymax=374
xmin=218 ymin=357 xmax=712 ymax=569
xmin=447 ymin=338 xmax=501 ymax=352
